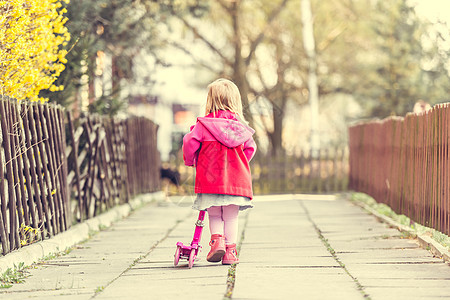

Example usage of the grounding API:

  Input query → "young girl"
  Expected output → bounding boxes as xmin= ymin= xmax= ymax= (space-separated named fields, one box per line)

xmin=182 ymin=78 xmax=256 ymax=265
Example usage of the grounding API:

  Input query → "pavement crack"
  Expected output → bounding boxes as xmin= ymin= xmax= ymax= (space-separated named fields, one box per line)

xmin=223 ymin=210 xmax=250 ymax=299
xmin=299 ymin=200 xmax=372 ymax=300
xmin=89 ymin=210 xmax=192 ymax=299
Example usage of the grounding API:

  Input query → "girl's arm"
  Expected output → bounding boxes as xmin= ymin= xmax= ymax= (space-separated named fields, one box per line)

xmin=243 ymin=137 xmax=257 ymax=162
xmin=182 ymin=124 xmax=202 ymax=166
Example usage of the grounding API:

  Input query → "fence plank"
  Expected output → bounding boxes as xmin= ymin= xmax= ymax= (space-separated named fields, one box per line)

xmin=33 ymin=105 xmax=57 ymax=236
xmin=0 ymin=98 xmax=10 ymax=254
xmin=22 ymin=104 xmax=42 ymax=232
xmin=10 ymin=101 xmax=27 ymax=245
xmin=27 ymin=104 xmax=50 ymax=239
xmin=66 ymin=112 xmax=82 ymax=221
xmin=41 ymin=105 xmax=62 ymax=233
xmin=56 ymin=107 xmax=71 ymax=227
xmin=48 ymin=105 xmax=68 ymax=230
xmin=1 ymin=100 xmax=19 ymax=251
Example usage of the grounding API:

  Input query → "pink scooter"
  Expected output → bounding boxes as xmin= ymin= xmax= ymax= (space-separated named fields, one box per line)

xmin=174 ymin=210 xmax=206 ymax=268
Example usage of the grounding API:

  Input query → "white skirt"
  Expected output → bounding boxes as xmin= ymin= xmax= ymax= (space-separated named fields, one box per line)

xmin=192 ymin=193 xmax=254 ymax=211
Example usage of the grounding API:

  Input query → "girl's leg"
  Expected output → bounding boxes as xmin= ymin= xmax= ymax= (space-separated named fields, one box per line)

xmin=207 ymin=206 xmax=224 ymax=235
xmin=206 ymin=206 xmax=226 ymax=262
xmin=222 ymin=205 xmax=239 ymax=245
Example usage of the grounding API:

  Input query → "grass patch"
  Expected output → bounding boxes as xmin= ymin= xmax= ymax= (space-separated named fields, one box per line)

xmin=223 ymin=212 xmax=249 ymax=299
xmin=350 ymin=192 xmax=450 ymax=249
xmin=36 ymin=246 xmax=74 ymax=265
xmin=0 ymin=246 xmax=75 ymax=289
xmin=0 ymin=247 xmax=74 ymax=289
xmin=0 ymin=262 xmax=29 ymax=289
xmin=224 ymin=265 xmax=237 ymax=299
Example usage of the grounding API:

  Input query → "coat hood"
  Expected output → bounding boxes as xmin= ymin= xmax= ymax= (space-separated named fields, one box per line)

xmin=197 ymin=111 xmax=255 ymax=148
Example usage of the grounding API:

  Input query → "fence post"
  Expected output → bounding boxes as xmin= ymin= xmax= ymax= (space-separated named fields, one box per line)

xmin=0 ymin=98 xmax=12 ymax=253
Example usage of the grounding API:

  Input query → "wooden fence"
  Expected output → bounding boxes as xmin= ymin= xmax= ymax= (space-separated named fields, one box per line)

xmin=66 ymin=114 xmax=127 ymax=222
xmin=65 ymin=114 xmax=160 ymax=223
xmin=172 ymin=148 xmax=349 ymax=195
xmin=126 ymin=117 xmax=160 ymax=197
xmin=0 ymin=96 xmax=160 ymax=255
xmin=0 ymin=96 xmax=69 ymax=255
xmin=252 ymin=149 xmax=348 ymax=194
xmin=349 ymin=103 xmax=450 ymax=235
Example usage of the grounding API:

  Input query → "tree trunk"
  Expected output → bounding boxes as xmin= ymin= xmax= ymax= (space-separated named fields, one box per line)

xmin=231 ymin=1 xmax=254 ymax=127
xmin=269 ymin=105 xmax=284 ymax=156
xmin=269 ymin=87 xmax=287 ymax=157
xmin=301 ymin=0 xmax=320 ymax=158
xmin=111 ymin=55 xmax=121 ymax=94
xmin=88 ymin=76 xmax=95 ymax=105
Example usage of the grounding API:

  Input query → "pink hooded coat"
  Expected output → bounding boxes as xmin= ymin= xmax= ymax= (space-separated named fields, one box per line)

xmin=182 ymin=110 xmax=257 ymax=199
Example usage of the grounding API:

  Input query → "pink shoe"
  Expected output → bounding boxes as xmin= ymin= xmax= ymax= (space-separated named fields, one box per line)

xmin=207 ymin=234 xmax=225 ymax=262
xmin=222 ymin=244 xmax=239 ymax=265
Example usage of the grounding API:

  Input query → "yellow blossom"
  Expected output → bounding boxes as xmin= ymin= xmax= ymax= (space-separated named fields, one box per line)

xmin=0 ymin=0 xmax=71 ymax=102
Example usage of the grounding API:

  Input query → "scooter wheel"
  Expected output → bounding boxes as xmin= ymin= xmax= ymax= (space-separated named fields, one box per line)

xmin=174 ymin=246 xmax=181 ymax=266
xmin=188 ymin=249 xmax=196 ymax=269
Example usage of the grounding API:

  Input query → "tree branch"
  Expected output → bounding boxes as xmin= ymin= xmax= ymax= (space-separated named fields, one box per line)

xmin=167 ymin=40 xmax=224 ymax=74
xmin=175 ymin=16 xmax=233 ymax=67
xmin=245 ymin=0 xmax=290 ymax=66
xmin=317 ymin=22 xmax=348 ymax=52
xmin=216 ymin=0 xmax=232 ymax=13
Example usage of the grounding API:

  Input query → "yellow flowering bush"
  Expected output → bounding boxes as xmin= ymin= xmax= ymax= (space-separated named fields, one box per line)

xmin=0 ymin=0 xmax=70 ymax=102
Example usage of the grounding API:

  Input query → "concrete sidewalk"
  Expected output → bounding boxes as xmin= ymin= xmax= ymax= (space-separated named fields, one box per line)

xmin=1 ymin=194 xmax=450 ymax=299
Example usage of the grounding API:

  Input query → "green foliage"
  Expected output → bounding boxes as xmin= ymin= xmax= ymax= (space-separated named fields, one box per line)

xmin=0 ymin=263 xmax=28 ymax=289
xmin=224 ymin=264 xmax=236 ymax=299
xmin=307 ymin=0 xmax=450 ymax=118
xmin=87 ymin=89 xmax=124 ymax=117
xmin=36 ymin=247 xmax=74 ymax=264
xmin=354 ymin=0 xmax=450 ymax=117
xmin=365 ymin=0 xmax=426 ymax=116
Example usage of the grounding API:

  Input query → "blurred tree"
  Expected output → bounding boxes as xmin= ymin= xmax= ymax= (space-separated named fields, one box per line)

xmin=166 ymin=0 xmax=450 ymax=153
xmin=43 ymin=0 xmax=208 ymax=116
xmin=168 ymin=0 xmax=295 ymax=156
xmin=354 ymin=0 xmax=450 ymax=117
xmin=310 ymin=0 xmax=370 ymax=96
xmin=169 ymin=0 xmax=374 ymax=155
xmin=248 ymin=1 xmax=308 ymax=156
xmin=366 ymin=0 xmax=426 ymax=116
xmin=303 ymin=0 xmax=450 ymax=117
xmin=417 ymin=20 xmax=450 ymax=105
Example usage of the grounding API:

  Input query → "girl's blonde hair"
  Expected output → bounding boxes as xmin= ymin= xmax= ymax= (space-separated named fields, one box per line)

xmin=205 ymin=78 xmax=244 ymax=118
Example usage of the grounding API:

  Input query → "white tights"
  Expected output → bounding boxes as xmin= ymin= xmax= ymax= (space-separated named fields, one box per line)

xmin=207 ymin=205 xmax=239 ymax=245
